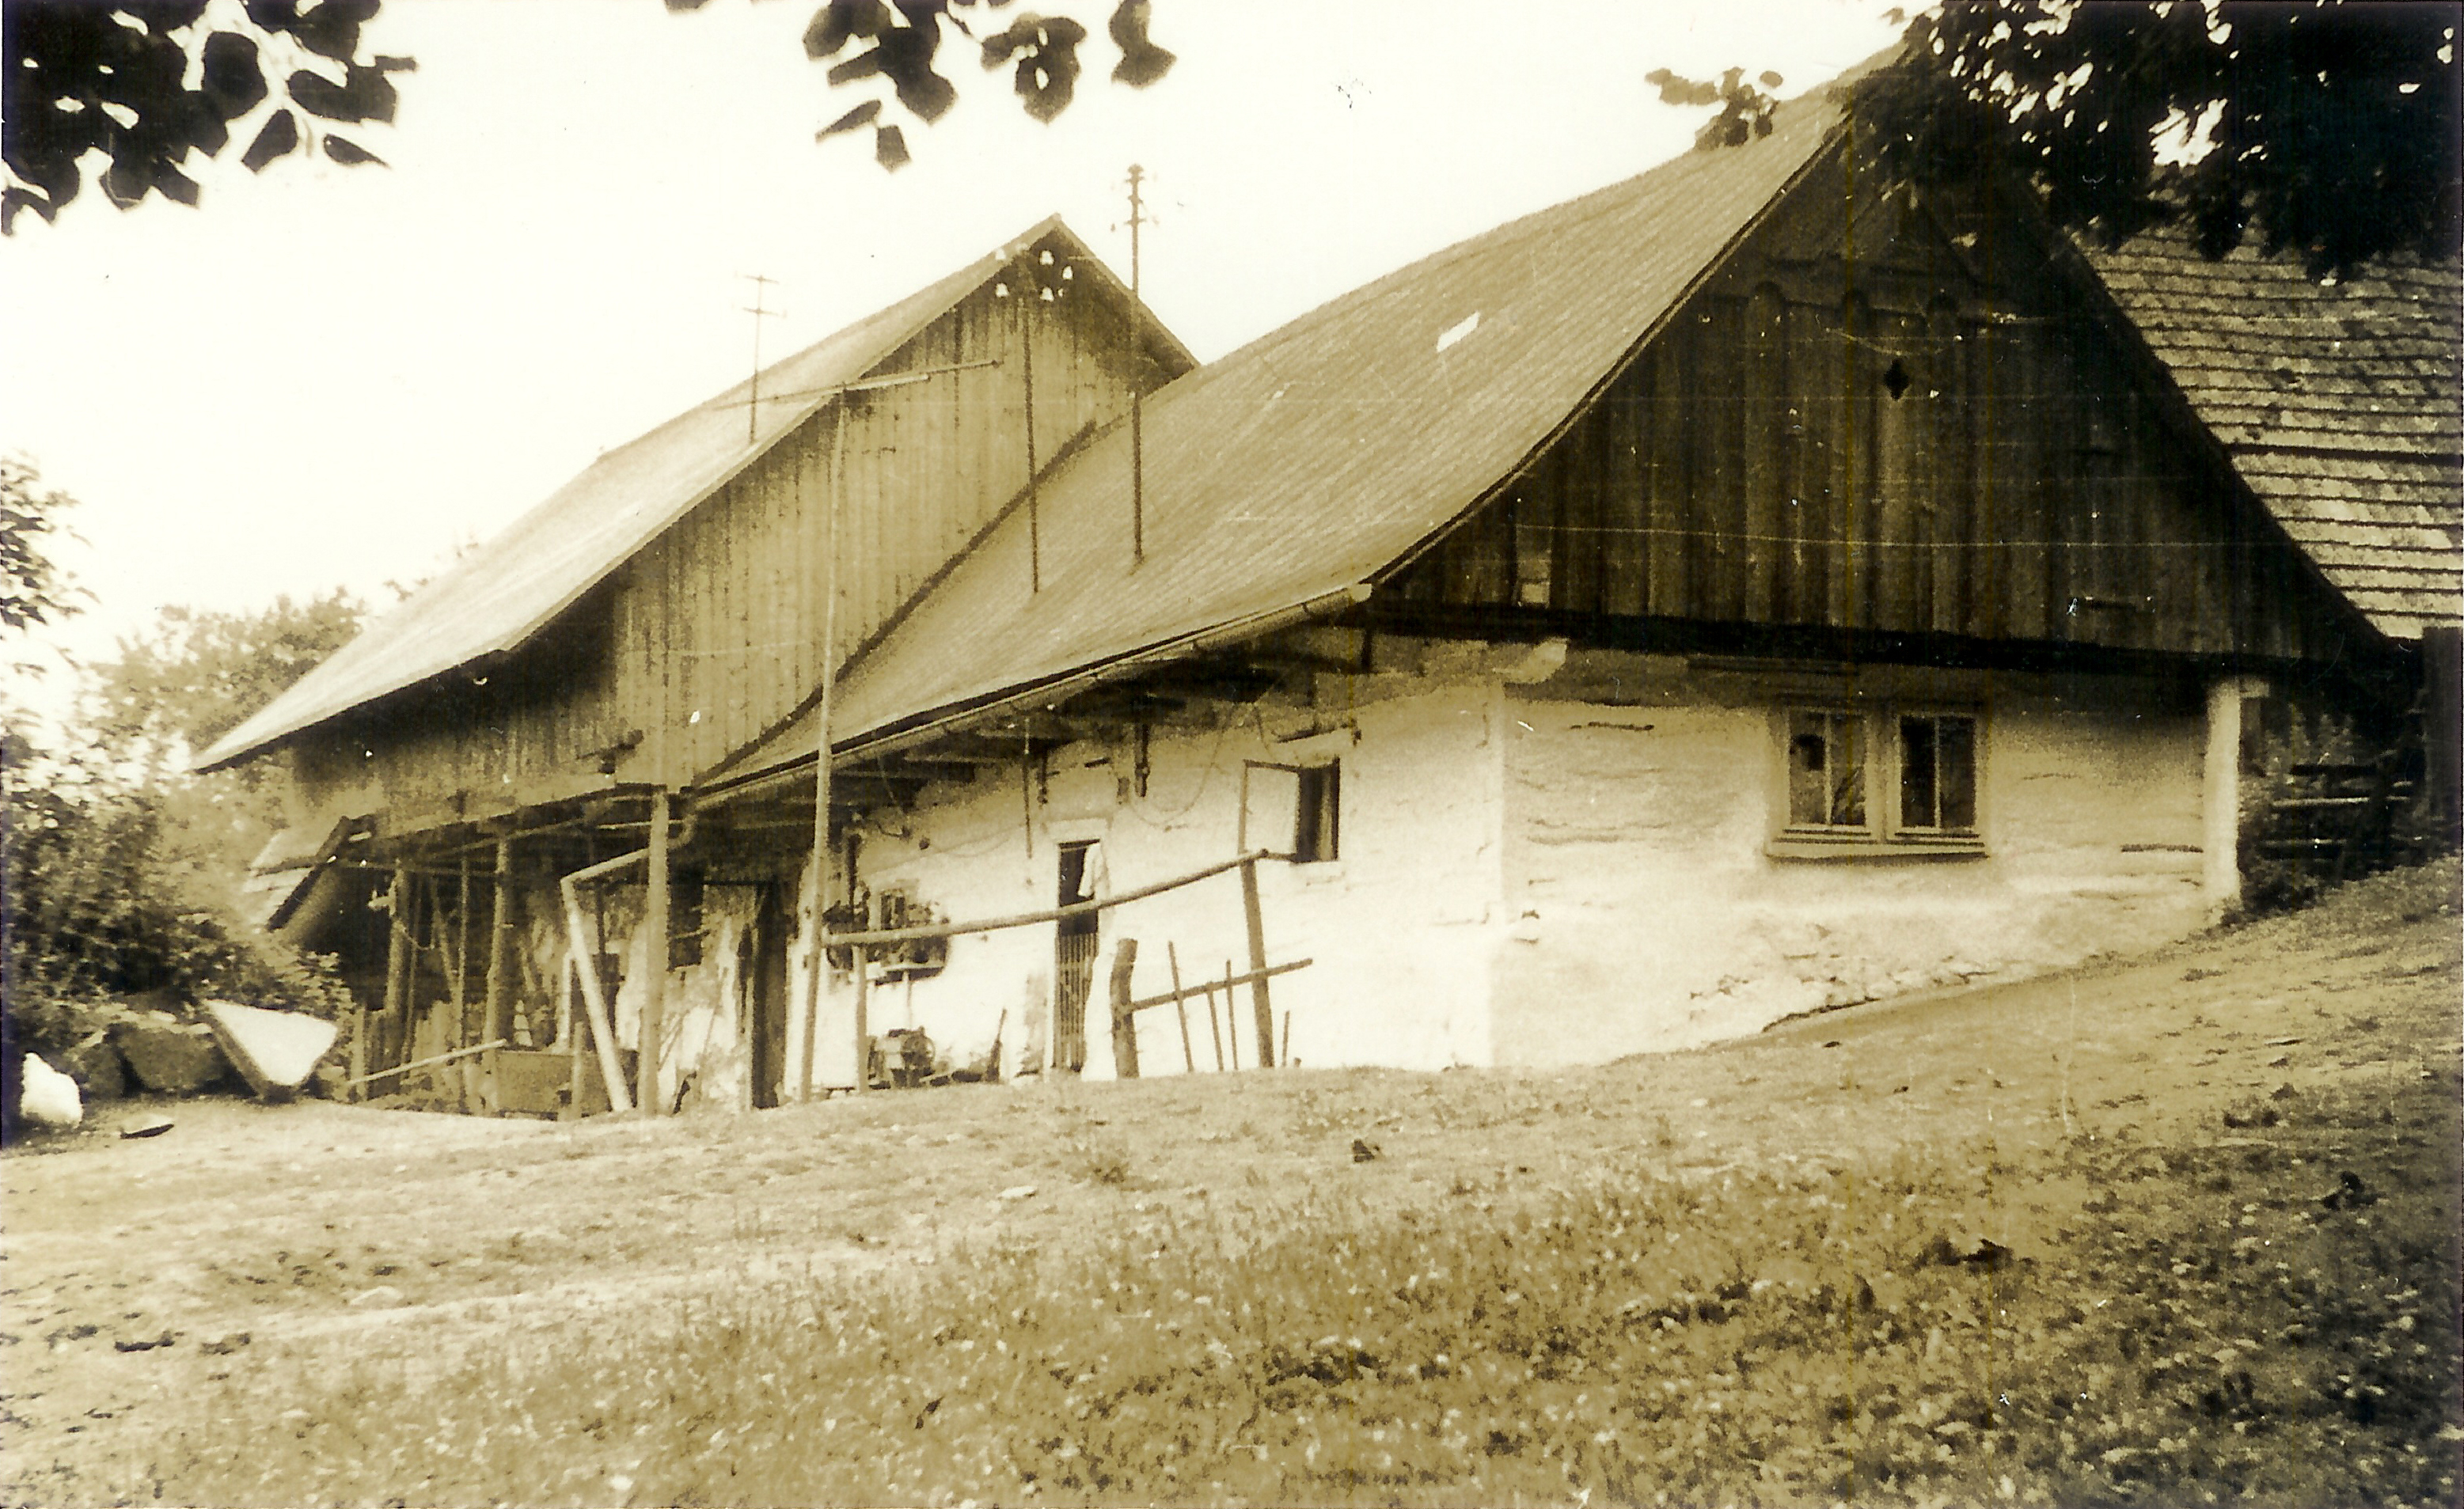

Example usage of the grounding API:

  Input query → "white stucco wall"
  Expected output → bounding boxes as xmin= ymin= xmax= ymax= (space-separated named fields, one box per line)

xmin=831 ymin=675 xmax=1508 ymax=1079
xmin=492 ymin=645 xmax=2224 ymax=1106
xmin=1490 ymin=651 xmax=2212 ymax=1066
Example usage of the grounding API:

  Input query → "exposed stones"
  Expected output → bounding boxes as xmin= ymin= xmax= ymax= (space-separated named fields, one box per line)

xmin=62 ymin=1029 xmax=126 ymax=1102
xmin=111 ymin=1011 xmax=231 ymax=1094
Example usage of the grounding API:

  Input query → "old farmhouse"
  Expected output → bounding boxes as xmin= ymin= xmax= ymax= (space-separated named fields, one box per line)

xmin=201 ymin=74 xmax=2461 ymax=1116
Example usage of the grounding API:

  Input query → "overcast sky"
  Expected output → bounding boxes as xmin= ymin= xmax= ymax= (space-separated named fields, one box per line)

xmin=2 ymin=0 xmax=1902 ymax=691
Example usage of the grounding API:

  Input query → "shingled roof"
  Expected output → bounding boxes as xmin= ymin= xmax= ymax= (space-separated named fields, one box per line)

xmin=198 ymin=217 xmax=1187 ymax=772
xmin=2086 ymin=227 xmax=2462 ymax=641
xmin=715 ymin=83 xmax=1858 ymax=779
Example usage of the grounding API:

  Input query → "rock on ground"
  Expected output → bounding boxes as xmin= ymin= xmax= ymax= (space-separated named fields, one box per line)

xmin=111 ymin=1013 xmax=231 ymax=1095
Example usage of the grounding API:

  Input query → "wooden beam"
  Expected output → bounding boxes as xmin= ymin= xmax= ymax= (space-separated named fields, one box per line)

xmin=1126 ymin=957 xmax=1312 ymax=1013
xmin=824 ymin=850 xmax=1271 ymax=946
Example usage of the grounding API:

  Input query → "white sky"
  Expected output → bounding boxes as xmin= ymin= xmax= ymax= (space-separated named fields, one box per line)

xmin=1 ymin=0 xmax=1903 ymax=693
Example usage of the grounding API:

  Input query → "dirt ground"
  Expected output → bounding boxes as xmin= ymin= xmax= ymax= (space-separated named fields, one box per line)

xmin=4 ymin=863 xmax=2458 ymax=1504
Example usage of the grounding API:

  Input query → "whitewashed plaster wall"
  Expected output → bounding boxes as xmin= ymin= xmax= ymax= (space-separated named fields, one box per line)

xmin=1491 ymin=650 xmax=2211 ymax=1067
xmin=831 ymin=674 xmax=1508 ymax=1079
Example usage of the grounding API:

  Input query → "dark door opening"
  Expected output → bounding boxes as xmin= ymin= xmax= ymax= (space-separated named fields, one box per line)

xmin=1053 ymin=841 xmax=1099 ymax=1073
xmin=748 ymin=881 xmax=791 ymax=1108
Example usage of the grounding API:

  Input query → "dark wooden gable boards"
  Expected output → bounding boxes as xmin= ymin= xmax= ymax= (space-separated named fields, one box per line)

xmin=1383 ymin=142 xmax=2369 ymax=672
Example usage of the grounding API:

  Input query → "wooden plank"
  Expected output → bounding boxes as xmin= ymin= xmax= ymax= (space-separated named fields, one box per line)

xmin=1841 ymin=290 xmax=1877 ymax=630
xmin=1240 ymin=857 xmax=1275 ymax=1069
xmin=1221 ymin=961 xmax=1240 ymax=1071
xmin=1646 ymin=328 xmax=1690 ymax=616
xmin=343 ymin=1038 xmax=507 ymax=1091
xmin=1127 ymin=957 xmax=1313 ymax=1012
xmin=1707 ymin=297 xmax=1747 ymax=620
xmin=1166 ymin=942 xmax=1194 ymax=1073
xmin=1794 ymin=298 xmax=1838 ymax=627
xmin=1204 ymin=965 xmax=1225 ymax=1071
xmin=1744 ymin=283 xmax=1789 ymax=624
xmin=1873 ymin=306 xmax=1919 ymax=633
xmin=1601 ymin=372 xmax=1649 ymax=616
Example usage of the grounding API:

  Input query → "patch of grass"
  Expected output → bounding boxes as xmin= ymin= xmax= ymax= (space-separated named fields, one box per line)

xmin=136 ymin=1064 xmax=2460 ymax=1508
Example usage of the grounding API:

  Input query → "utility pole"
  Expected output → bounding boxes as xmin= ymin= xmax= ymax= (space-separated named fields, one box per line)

xmin=1126 ymin=165 xmax=1148 ymax=567
xmin=742 ymin=274 xmax=782 ymax=445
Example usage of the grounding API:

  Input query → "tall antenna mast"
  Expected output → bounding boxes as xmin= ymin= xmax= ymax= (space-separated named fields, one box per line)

xmin=742 ymin=273 xmax=782 ymax=445
xmin=1126 ymin=164 xmax=1148 ymax=567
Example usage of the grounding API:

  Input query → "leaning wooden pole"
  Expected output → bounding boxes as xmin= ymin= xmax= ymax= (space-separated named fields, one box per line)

xmin=1239 ymin=856 xmax=1276 ymax=1068
xmin=640 ymin=790 xmax=673 ymax=1115
xmin=796 ymin=402 xmax=849 ymax=1102
xmin=558 ymin=854 xmax=639 ymax=1115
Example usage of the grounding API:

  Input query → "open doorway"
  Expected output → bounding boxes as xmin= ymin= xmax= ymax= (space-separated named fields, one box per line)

xmin=1053 ymin=840 xmax=1100 ymax=1073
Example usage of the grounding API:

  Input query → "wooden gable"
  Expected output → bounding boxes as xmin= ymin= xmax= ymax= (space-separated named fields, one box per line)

xmin=1382 ymin=145 xmax=2367 ymax=669
xmin=290 ymin=229 xmax=1171 ymax=836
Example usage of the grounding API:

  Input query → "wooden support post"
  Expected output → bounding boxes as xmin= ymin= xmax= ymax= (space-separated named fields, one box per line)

xmin=483 ymin=834 xmax=514 ymax=1113
xmin=564 ymin=954 xmax=583 ymax=1117
xmin=1239 ymin=857 xmax=1275 ymax=1069
xmin=379 ymin=866 xmax=410 ymax=1091
xmin=1167 ymin=942 xmax=1194 ymax=1074
xmin=347 ymin=1005 xmax=369 ymax=1102
xmin=1205 ymin=972 xmax=1224 ymax=1071
xmin=640 ymin=790 xmax=672 ymax=1116
xmin=450 ymin=855 xmax=470 ymax=1053
xmin=1108 ymin=937 xmax=1141 ymax=1079
xmin=1222 ymin=961 xmax=1240 ymax=1071
xmin=851 ymin=946 xmax=870 ymax=1094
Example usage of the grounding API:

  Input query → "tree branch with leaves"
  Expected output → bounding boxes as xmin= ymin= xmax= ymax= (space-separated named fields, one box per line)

xmin=2 ymin=0 xmax=412 ymax=233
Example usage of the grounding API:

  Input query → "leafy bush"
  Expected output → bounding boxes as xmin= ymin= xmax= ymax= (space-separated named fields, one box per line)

xmin=2 ymin=724 xmax=351 ymax=1054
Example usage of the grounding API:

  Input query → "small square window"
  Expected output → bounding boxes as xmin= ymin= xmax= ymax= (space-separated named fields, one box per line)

xmin=1787 ymin=711 xmax=1866 ymax=828
xmin=1295 ymin=764 xmax=1341 ymax=863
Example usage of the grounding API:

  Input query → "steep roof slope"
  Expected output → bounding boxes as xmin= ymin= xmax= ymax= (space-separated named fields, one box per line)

xmin=730 ymin=89 xmax=1852 ymax=772
xmin=199 ymin=218 xmax=1186 ymax=771
xmin=2086 ymin=228 xmax=2462 ymax=640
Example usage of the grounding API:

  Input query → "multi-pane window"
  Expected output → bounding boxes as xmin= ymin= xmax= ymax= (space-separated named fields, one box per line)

xmin=1787 ymin=712 xmax=1866 ymax=828
xmin=1898 ymin=715 xmax=1977 ymax=832
xmin=1783 ymin=708 xmax=1979 ymax=844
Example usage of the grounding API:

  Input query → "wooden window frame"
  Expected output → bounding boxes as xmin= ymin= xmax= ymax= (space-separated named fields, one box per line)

xmin=1767 ymin=705 xmax=1986 ymax=861
xmin=1240 ymin=759 xmax=1342 ymax=865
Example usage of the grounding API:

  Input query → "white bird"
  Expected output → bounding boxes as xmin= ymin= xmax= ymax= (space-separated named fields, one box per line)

xmin=20 ymin=1054 xmax=82 ymax=1129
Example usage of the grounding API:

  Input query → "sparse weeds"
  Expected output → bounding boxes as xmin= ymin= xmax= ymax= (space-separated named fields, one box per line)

xmin=138 ymin=1069 xmax=2460 ymax=1508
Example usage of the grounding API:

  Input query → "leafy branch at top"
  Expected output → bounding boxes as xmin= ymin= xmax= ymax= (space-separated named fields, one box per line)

xmin=1847 ymin=1 xmax=2460 ymax=275
xmin=741 ymin=0 xmax=1175 ymax=170
xmin=2 ymin=0 xmax=414 ymax=233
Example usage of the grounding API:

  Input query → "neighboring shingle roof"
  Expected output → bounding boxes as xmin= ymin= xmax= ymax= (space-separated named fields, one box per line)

xmin=2086 ymin=227 xmax=2463 ymax=640
xmin=719 ymin=87 xmax=1855 ymax=776
xmin=198 ymin=217 xmax=1186 ymax=772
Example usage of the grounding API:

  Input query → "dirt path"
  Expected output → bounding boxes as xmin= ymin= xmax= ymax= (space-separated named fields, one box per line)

xmin=5 ymin=863 xmax=2455 ymax=1503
